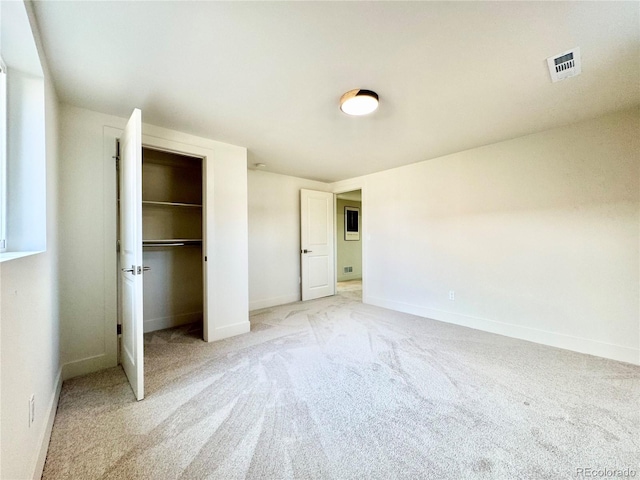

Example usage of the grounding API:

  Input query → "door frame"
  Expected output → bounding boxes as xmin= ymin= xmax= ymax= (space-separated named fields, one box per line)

xmin=332 ymin=185 xmax=366 ymax=298
xmin=119 ymin=142 xmax=207 ymax=335
xmin=107 ymin=127 xmax=219 ymax=351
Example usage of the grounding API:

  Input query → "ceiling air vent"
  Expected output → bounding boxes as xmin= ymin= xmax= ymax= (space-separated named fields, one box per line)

xmin=547 ymin=47 xmax=581 ymax=83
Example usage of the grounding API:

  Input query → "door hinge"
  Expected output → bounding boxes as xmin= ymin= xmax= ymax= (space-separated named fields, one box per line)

xmin=114 ymin=140 xmax=120 ymax=168
xmin=117 ymin=324 xmax=122 ymax=335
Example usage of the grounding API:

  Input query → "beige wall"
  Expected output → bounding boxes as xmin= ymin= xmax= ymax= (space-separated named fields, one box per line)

xmin=333 ymin=108 xmax=640 ymax=364
xmin=0 ymin=3 xmax=62 ymax=478
xmin=337 ymin=198 xmax=362 ymax=281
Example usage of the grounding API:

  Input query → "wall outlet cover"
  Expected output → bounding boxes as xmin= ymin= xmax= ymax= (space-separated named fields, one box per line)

xmin=28 ymin=394 xmax=35 ymax=426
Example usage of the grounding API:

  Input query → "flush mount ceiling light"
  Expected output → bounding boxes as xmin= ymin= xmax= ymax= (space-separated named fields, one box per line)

xmin=340 ymin=89 xmax=379 ymax=116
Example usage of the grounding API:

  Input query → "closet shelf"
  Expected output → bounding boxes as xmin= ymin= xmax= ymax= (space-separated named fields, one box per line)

xmin=142 ymin=200 xmax=202 ymax=208
xmin=143 ymin=239 xmax=202 ymax=247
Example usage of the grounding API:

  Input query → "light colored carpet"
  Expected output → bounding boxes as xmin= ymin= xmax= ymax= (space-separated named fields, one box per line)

xmin=337 ymin=279 xmax=363 ymax=294
xmin=42 ymin=285 xmax=639 ymax=479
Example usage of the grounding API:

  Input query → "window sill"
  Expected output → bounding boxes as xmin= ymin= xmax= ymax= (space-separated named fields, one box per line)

xmin=0 ymin=251 xmax=44 ymax=263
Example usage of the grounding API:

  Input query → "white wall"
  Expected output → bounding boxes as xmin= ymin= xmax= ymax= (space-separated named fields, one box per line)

xmin=248 ymin=169 xmax=330 ymax=310
xmin=0 ymin=2 xmax=61 ymax=479
xmin=203 ymin=137 xmax=249 ymax=341
xmin=336 ymin=198 xmax=362 ymax=281
xmin=59 ymin=105 xmax=249 ymax=377
xmin=333 ymin=108 xmax=640 ymax=365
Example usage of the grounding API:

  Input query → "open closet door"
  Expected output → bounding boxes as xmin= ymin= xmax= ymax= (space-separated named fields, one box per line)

xmin=300 ymin=189 xmax=335 ymax=301
xmin=119 ymin=108 xmax=144 ymax=401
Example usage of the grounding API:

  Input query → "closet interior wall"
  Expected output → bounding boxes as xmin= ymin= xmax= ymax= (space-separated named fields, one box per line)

xmin=142 ymin=147 xmax=203 ymax=333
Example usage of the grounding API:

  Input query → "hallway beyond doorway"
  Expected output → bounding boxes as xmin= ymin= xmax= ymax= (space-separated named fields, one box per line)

xmin=336 ymin=279 xmax=362 ymax=301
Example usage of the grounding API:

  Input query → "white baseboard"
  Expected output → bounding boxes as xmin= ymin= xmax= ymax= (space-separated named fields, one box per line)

xmin=32 ymin=368 xmax=62 ymax=480
xmin=62 ymin=353 xmax=117 ymax=380
xmin=337 ymin=275 xmax=363 ymax=282
xmin=249 ymin=293 xmax=300 ymax=311
xmin=143 ymin=311 xmax=202 ymax=333
xmin=208 ymin=320 xmax=251 ymax=342
xmin=365 ymin=295 xmax=640 ymax=366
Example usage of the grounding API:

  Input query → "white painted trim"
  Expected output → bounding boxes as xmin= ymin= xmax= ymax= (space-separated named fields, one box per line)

xmin=366 ymin=295 xmax=640 ymax=366
xmin=332 ymin=183 xmax=366 ymax=301
xmin=209 ymin=320 xmax=250 ymax=342
xmin=300 ymin=189 xmax=336 ymax=301
xmin=140 ymin=135 xmax=215 ymax=342
xmin=143 ymin=311 xmax=202 ymax=333
xmin=62 ymin=354 xmax=112 ymax=381
xmin=250 ymin=293 xmax=300 ymax=311
xmin=32 ymin=368 xmax=62 ymax=480
xmin=103 ymin=127 xmax=122 ymax=372
xmin=104 ymin=125 xmax=217 ymax=352
xmin=0 ymin=250 xmax=44 ymax=262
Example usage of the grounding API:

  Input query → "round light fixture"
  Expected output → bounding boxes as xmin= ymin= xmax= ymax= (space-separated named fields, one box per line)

xmin=340 ymin=89 xmax=379 ymax=116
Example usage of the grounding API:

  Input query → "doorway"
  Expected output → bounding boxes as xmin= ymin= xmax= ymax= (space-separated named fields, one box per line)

xmin=118 ymin=146 xmax=206 ymax=333
xmin=140 ymin=147 xmax=204 ymax=333
xmin=335 ymin=189 xmax=362 ymax=299
xmin=116 ymin=130 xmax=207 ymax=401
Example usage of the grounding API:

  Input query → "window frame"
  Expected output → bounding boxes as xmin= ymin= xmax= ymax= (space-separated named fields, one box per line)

xmin=0 ymin=56 xmax=7 ymax=253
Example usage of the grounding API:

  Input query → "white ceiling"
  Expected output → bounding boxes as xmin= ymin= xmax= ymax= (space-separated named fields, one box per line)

xmin=32 ymin=1 xmax=639 ymax=182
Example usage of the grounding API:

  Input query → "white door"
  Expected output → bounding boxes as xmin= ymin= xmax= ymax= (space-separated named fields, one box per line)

xmin=119 ymin=109 xmax=144 ymax=401
xmin=301 ymin=189 xmax=335 ymax=301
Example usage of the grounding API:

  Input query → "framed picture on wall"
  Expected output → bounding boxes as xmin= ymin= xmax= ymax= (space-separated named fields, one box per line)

xmin=345 ymin=206 xmax=360 ymax=241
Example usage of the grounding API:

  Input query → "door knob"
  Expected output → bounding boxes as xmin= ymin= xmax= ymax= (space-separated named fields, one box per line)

xmin=302 ymin=249 xmax=313 ymax=253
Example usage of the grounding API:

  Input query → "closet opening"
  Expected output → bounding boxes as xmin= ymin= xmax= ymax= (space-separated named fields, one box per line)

xmin=141 ymin=147 xmax=204 ymax=336
xmin=117 ymin=144 xmax=206 ymax=351
xmin=142 ymin=146 xmax=204 ymax=338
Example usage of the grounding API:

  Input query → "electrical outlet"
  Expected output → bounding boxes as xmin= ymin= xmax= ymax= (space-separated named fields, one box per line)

xmin=28 ymin=395 xmax=35 ymax=427
xmin=449 ymin=290 xmax=455 ymax=301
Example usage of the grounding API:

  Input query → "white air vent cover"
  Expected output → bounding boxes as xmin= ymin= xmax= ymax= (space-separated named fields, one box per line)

xmin=547 ymin=47 xmax=581 ymax=83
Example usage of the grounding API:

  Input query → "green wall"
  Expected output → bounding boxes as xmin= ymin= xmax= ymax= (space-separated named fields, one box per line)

xmin=336 ymin=198 xmax=362 ymax=281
